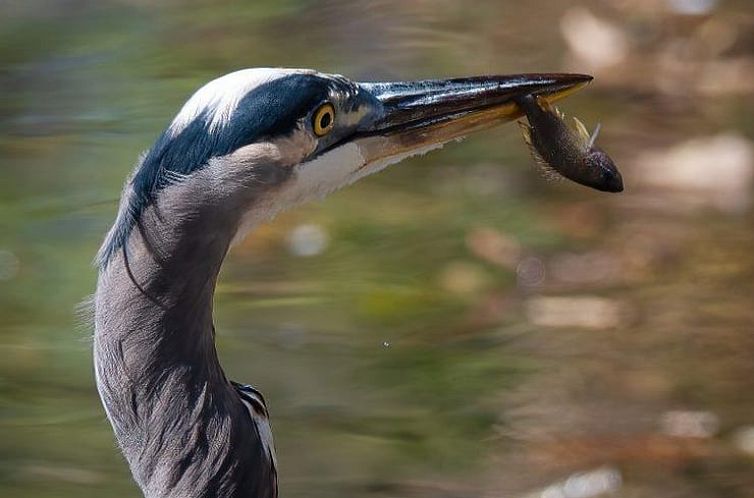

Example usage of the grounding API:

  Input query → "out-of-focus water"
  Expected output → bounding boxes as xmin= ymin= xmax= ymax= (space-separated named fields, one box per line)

xmin=1 ymin=1 xmax=753 ymax=497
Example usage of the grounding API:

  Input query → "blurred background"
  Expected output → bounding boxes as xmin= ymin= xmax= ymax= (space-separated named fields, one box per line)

xmin=1 ymin=0 xmax=753 ymax=497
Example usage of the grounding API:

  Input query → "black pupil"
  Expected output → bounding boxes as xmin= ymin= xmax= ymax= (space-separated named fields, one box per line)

xmin=319 ymin=111 xmax=331 ymax=129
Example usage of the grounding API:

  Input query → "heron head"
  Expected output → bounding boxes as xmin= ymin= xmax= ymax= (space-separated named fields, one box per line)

xmin=98 ymin=68 xmax=590 ymax=266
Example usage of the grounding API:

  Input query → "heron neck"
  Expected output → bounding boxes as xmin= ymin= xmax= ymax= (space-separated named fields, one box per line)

xmin=93 ymin=204 xmax=243 ymax=486
xmin=94 ymin=200 xmax=236 ymax=381
xmin=92 ymin=153 xmax=288 ymax=497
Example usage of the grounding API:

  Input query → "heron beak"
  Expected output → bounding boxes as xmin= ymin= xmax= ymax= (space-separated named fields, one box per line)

xmin=354 ymin=73 xmax=592 ymax=164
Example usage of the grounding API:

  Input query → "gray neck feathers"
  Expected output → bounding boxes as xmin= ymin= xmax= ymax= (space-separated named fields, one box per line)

xmin=94 ymin=158 xmax=288 ymax=498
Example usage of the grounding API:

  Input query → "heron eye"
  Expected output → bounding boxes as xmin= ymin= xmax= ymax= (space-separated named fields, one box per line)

xmin=312 ymin=103 xmax=335 ymax=137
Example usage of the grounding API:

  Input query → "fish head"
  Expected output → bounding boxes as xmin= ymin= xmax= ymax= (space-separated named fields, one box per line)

xmin=583 ymin=147 xmax=623 ymax=193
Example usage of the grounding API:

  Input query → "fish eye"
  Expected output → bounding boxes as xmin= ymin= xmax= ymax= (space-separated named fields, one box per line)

xmin=312 ymin=103 xmax=335 ymax=137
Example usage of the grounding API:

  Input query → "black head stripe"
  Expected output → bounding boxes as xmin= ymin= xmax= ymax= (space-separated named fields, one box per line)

xmin=99 ymin=73 xmax=343 ymax=267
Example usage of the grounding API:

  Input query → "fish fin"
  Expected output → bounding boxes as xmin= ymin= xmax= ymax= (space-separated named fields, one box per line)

xmin=571 ymin=116 xmax=591 ymax=145
xmin=588 ymin=122 xmax=602 ymax=148
xmin=534 ymin=95 xmax=551 ymax=111
xmin=536 ymin=162 xmax=566 ymax=182
xmin=518 ymin=120 xmax=533 ymax=146
xmin=518 ymin=120 xmax=563 ymax=182
xmin=535 ymin=96 xmax=566 ymax=120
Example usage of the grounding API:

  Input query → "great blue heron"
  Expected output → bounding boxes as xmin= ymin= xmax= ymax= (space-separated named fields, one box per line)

xmin=94 ymin=68 xmax=590 ymax=498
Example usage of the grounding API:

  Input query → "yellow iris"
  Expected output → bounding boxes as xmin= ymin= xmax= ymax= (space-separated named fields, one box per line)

xmin=312 ymin=103 xmax=335 ymax=136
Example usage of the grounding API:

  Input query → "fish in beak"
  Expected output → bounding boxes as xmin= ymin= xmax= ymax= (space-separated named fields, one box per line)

xmin=353 ymin=73 xmax=593 ymax=166
xmin=517 ymin=94 xmax=623 ymax=193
